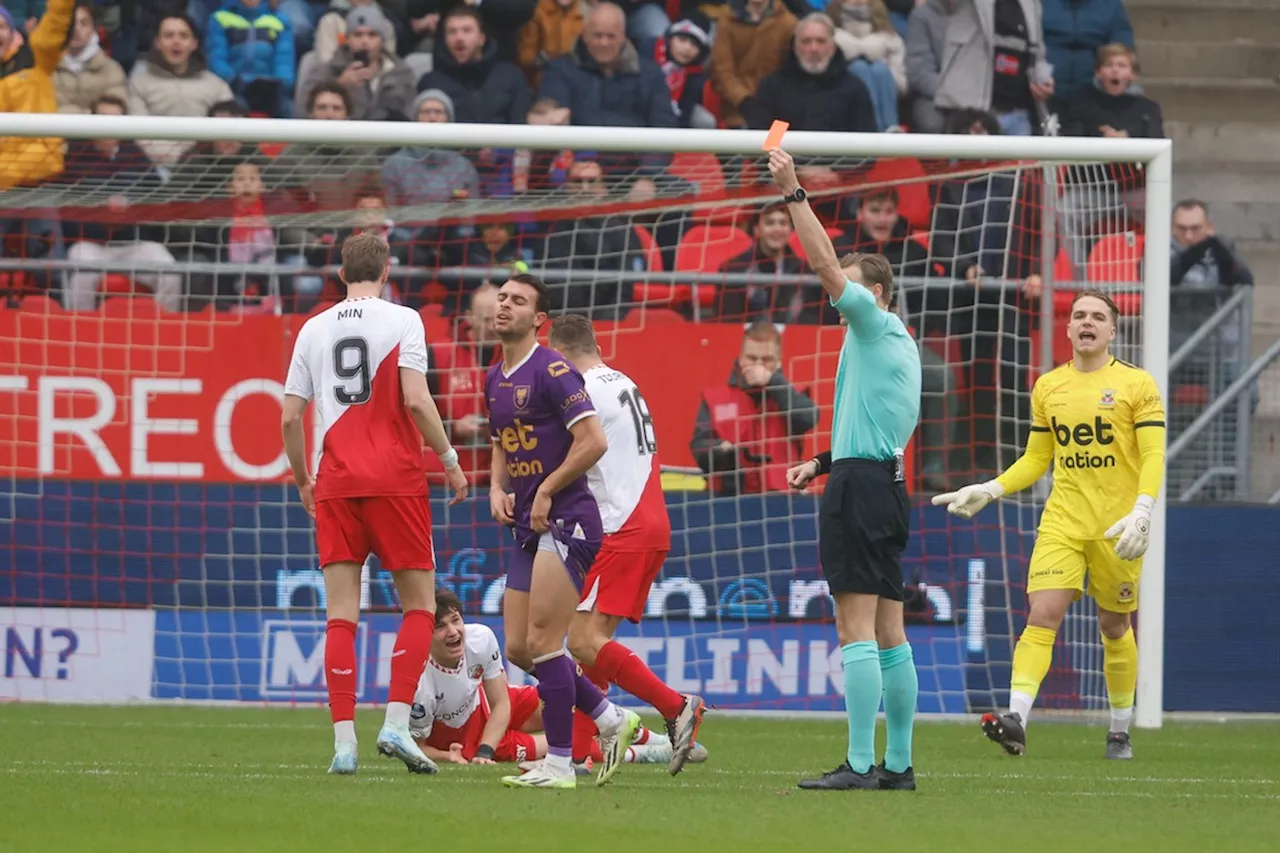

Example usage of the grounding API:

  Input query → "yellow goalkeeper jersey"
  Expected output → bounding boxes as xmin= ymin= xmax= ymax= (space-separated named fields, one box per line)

xmin=1004 ymin=358 xmax=1165 ymax=540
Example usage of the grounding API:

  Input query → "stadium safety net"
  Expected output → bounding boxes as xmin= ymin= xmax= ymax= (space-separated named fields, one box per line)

xmin=0 ymin=115 xmax=1172 ymax=727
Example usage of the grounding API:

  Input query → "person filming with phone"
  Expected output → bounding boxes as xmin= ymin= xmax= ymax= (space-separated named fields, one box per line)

xmin=298 ymin=5 xmax=416 ymax=121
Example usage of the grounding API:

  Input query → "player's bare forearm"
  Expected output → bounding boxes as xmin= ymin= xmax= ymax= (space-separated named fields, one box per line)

xmin=490 ymin=443 xmax=510 ymax=494
xmin=280 ymin=395 xmax=310 ymax=485
xmin=995 ymin=429 xmax=1055 ymax=495
xmin=417 ymin=741 xmax=453 ymax=762
xmin=479 ymin=678 xmax=511 ymax=753
xmin=787 ymin=197 xmax=845 ymax=302
xmin=400 ymin=368 xmax=452 ymax=455
xmin=539 ymin=416 xmax=607 ymax=498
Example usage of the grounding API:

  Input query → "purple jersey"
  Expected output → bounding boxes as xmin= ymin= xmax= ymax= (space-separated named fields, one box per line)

xmin=486 ymin=344 xmax=604 ymax=551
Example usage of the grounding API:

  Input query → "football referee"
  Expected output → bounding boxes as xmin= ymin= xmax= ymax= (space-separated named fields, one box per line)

xmin=769 ymin=149 xmax=923 ymax=792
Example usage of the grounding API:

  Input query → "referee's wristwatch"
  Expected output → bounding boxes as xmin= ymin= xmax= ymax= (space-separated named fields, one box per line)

xmin=782 ymin=187 xmax=807 ymax=205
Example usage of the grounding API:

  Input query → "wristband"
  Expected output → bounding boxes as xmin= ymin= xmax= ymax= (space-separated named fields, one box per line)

xmin=812 ymin=451 xmax=832 ymax=476
xmin=475 ymin=744 xmax=496 ymax=761
xmin=438 ymin=447 xmax=459 ymax=470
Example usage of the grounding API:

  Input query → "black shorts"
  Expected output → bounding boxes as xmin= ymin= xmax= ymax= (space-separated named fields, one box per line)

xmin=819 ymin=458 xmax=910 ymax=600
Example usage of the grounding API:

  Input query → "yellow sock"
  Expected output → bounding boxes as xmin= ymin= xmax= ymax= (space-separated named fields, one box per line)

xmin=1102 ymin=628 xmax=1137 ymax=732
xmin=1008 ymin=626 xmax=1056 ymax=722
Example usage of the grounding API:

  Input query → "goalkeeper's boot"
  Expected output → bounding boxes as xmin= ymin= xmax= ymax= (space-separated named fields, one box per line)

xmin=665 ymin=693 xmax=706 ymax=776
xmin=596 ymin=708 xmax=643 ymax=788
xmin=502 ymin=761 xmax=576 ymax=790
xmin=875 ymin=763 xmax=916 ymax=791
xmin=1105 ymin=731 xmax=1134 ymax=761
xmin=981 ymin=711 xmax=1027 ymax=756
xmin=376 ymin=723 xmax=440 ymax=775
xmin=797 ymin=761 xmax=880 ymax=791
xmin=327 ymin=741 xmax=358 ymax=775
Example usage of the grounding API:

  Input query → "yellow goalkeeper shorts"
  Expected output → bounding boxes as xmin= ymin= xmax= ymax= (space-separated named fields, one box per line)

xmin=1026 ymin=530 xmax=1143 ymax=613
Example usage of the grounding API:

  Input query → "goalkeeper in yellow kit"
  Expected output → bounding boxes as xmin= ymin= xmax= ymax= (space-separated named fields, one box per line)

xmin=934 ymin=291 xmax=1165 ymax=760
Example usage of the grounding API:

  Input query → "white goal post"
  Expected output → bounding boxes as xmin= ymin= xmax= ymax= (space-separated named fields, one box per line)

xmin=1 ymin=113 xmax=1172 ymax=728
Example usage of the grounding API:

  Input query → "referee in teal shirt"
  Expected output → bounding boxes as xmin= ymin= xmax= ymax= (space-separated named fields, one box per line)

xmin=769 ymin=149 xmax=923 ymax=793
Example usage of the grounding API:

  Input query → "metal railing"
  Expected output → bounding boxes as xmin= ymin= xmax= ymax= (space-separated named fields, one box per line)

xmin=1165 ymin=287 xmax=1260 ymax=501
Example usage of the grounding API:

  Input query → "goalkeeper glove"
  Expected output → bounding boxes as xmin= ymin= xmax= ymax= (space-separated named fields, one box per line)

xmin=931 ymin=480 xmax=1004 ymax=520
xmin=1105 ymin=494 xmax=1155 ymax=561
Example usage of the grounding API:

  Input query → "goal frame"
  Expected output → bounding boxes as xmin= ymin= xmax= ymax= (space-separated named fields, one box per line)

xmin=5 ymin=114 xmax=1173 ymax=728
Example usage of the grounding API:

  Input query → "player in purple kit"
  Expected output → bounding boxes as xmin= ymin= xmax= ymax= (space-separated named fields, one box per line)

xmin=486 ymin=273 xmax=642 ymax=789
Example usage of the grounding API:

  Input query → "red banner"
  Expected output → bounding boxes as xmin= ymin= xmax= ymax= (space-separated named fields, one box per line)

xmin=1 ymin=302 xmax=866 ymax=482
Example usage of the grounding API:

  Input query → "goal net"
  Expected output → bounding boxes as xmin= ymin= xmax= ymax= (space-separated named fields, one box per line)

xmin=0 ymin=115 xmax=1171 ymax=725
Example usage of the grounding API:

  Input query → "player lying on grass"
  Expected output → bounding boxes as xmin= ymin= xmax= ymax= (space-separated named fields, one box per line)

xmin=486 ymin=273 xmax=641 ymax=789
xmin=934 ymin=290 xmax=1165 ymax=760
xmin=282 ymin=233 xmax=469 ymax=776
xmin=547 ymin=315 xmax=706 ymax=777
xmin=412 ymin=588 xmax=707 ymax=770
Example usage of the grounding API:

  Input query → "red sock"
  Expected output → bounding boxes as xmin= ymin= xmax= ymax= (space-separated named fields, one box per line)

xmin=572 ymin=710 xmax=598 ymax=763
xmin=388 ymin=609 xmax=434 ymax=705
xmin=325 ymin=618 xmax=358 ymax=724
xmin=594 ymin=640 xmax=685 ymax=719
xmin=578 ymin=662 xmax=611 ymax=692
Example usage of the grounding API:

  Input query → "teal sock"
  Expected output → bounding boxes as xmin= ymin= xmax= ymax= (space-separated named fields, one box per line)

xmin=841 ymin=641 xmax=881 ymax=774
xmin=879 ymin=643 xmax=918 ymax=773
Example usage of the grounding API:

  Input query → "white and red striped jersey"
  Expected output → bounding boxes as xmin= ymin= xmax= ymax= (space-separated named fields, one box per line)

xmin=583 ymin=364 xmax=672 ymax=551
xmin=283 ymin=297 xmax=429 ymax=501
xmin=409 ymin=623 xmax=504 ymax=740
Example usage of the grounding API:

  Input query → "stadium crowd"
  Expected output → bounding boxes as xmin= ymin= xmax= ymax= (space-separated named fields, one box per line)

xmin=0 ymin=0 xmax=1255 ymax=492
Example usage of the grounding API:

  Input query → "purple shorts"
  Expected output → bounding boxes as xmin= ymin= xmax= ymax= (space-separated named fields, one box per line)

xmin=506 ymin=529 xmax=602 ymax=594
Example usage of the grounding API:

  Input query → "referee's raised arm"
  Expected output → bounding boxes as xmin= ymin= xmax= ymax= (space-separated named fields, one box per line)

xmin=777 ymin=140 xmax=924 ymax=793
xmin=768 ymin=148 xmax=846 ymax=302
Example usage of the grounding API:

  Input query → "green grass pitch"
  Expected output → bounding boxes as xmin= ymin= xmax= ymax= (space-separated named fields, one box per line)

xmin=3 ymin=704 xmax=1279 ymax=853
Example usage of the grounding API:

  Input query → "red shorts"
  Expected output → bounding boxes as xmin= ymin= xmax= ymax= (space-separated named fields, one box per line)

xmin=577 ymin=544 xmax=668 ymax=624
xmin=424 ymin=685 xmax=541 ymax=763
xmin=315 ymin=495 xmax=435 ymax=571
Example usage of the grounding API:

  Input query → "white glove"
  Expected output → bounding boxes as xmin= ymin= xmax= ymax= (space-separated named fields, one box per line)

xmin=1105 ymin=494 xmax=1154 ymax=561
xmin=931 ymin=480 xmax=1004 ymax=519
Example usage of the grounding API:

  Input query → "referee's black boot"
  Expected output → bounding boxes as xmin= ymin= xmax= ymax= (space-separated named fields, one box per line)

xmin=797 ymin=761 xmax=880 ymax=791
xmin=875 ymin=763 xmax=916 ymax=791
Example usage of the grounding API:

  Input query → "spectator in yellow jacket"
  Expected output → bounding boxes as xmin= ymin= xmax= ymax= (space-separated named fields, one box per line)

xmin=0 ymin=0 xmax=75 ymax=188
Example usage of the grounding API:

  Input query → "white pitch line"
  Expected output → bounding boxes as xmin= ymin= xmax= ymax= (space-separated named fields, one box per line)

xmin=9 ymin=768 xmax=1278 ymax=800
xmin=5 ymin=762 xmax=1280 ymax=798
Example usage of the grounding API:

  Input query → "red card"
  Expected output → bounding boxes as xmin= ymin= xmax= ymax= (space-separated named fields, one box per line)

xmin=763 ymin=120 xmax=790 ymax=151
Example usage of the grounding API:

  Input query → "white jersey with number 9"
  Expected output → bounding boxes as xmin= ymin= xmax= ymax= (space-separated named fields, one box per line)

xmin=283 ymin=296 xmax=430 ymax=500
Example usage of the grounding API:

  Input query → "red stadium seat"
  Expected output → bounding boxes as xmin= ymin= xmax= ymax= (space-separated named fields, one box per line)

xmin=102 ymin=273 xmax=136 ymax=296
xmin=668 ymin=152 xmax=726 ymax=198
xmin=865 ymin=158 xmax=932 ymax=230
xmin=1086 ymin=232 xmax=1144 ymax=283
xmin=675 ymin=225 xmax=751 ymax=272
xmin=1054 ymin=247 xmax=1076 ymax=284
xmin=634 ymin=224 xmax=663 ymax=272
xmin=14 ymin=293 xmax=61 ymax=314
xmin=674 ymin=225 xmax=752 ymax=308
xmin=632 ymin=225 xmax=680 ymax=306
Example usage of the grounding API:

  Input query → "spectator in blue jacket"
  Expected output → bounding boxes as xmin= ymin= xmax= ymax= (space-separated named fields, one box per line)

xmin=538 ymin=2 xmax=676 ymax=130
xmin=1041 ymin=0 xmax=1132 ymax=101
xmin=204 ymin=0 xmax=295 ymax=116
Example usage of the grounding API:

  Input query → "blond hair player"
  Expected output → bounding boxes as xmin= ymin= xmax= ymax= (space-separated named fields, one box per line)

xmin=934 ymin=290 xmax=1165 ymax=760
